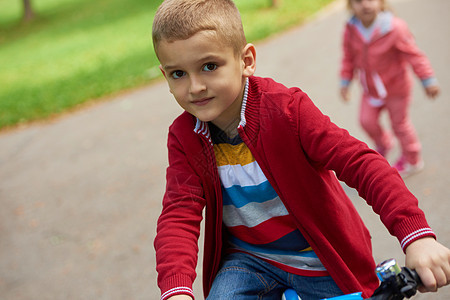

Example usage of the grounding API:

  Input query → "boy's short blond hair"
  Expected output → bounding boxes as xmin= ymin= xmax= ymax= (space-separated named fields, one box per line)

xmin=152 ymin=0 xmax=247 ymax=57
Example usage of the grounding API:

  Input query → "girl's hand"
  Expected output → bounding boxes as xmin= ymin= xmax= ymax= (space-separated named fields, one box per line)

xmin=405 ymin=237 xmax=450 ymax=293
xmin=425 ymin=84 xmax=440 ymax=99
xmin=340 ymin=86 xmax=350 ymax=102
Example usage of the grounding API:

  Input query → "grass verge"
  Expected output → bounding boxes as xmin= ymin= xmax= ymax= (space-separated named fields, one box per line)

xmin=0 ymin=0 xmax=335 ymax=130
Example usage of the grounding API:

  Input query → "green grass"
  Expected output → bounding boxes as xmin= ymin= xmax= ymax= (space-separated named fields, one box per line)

xmin=0 ymin=0 xmax=335 ymax=130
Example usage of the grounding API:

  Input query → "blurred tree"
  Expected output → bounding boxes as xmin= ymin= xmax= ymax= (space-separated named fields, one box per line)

xmin=270 ymin=0 xmax=280 ymax=7
xmin=22 ymin=0 xmax=35 ymax=22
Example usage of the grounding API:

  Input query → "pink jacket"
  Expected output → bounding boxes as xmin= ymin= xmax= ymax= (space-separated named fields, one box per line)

xmin=154 ymin=76 xmax=435 ymax=299
xmin=340 ymin=12 xmax=436 ymax=99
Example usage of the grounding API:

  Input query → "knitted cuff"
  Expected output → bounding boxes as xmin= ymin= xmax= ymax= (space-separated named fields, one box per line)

xmin=392 ymin=214 xmax=436 ymax=252
xmin=421 ymin=77 xmax=438 ymax=87
xmin=161 ymin=286 xmax=194 ymax=300
xmin=340 ymin=78 xmax=351 ymax=87
xmin=160 ymin=274 xmax=195 ymax=300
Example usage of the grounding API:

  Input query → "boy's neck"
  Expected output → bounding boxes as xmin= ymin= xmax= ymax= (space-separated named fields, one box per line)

xmin=224 ymin=118 xmax=241 ymax=138
xmin=212 ymin=115 xmax=241 ymax=139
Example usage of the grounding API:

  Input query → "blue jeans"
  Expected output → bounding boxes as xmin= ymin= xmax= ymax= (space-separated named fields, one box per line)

xmin=207 ymin=252 xmax=344 ymax=300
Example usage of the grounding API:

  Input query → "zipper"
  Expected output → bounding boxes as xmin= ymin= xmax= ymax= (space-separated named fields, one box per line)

xmin=356 ymin=26 xmax=387 ymax=99
xmin=198 ymin=130 xmax=224 ymax=289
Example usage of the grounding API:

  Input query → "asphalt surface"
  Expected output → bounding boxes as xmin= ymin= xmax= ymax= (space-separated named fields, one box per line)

xmin=0 ymin=0 xmax=449 ymax=299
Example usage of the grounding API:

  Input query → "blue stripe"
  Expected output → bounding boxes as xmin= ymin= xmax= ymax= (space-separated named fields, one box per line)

xmin=262 ymin=230 xmax=310 ymax=251
xmin=222 ymin=180 xmax=278 ymax=208
xmin=230 ymin=235 xmax=318 ymax=258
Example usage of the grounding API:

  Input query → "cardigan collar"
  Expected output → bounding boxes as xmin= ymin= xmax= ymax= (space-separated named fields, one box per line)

xmin=349 ymin=11 xmax=393 ymax=40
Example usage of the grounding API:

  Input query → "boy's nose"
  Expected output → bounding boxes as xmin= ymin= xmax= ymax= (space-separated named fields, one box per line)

xmin=189 ymin=75 xmax=207 ymax=94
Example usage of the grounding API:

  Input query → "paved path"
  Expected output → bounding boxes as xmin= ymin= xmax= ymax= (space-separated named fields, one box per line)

xmin=1 ymin=0 xmax=449 ymax=299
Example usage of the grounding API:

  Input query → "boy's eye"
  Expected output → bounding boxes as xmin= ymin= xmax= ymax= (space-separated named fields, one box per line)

xmin=172 ymin=70 xmax=185 ymax=79
xmin=203 ymin=63 xmax=217 ymax=72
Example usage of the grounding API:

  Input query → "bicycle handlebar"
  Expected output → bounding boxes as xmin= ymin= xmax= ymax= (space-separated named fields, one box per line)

xmin=367 ymin=259 xmax=421 ymax=300
xmin=284 ymin=259 xmax=422 ymax=300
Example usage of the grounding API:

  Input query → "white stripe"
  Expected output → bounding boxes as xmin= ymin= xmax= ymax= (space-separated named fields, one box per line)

xmin=400 ymin=228 xmax=435 ymax=250
xmin=223 ymin=197 xmax=288 ymax=228
xmin=230 ymin=242 xmax=326 ymax=272
xmin=239 ymin=78 xmax=249 ymax=127
xmin=161 ymin=287 xmax=193 ymax=300
xmin=202 ymin=123 xmax=209 ymax=136
xmin=218 ymin=161 xmax=267 ymax=188
xmin=194 ymin=118 xmax=202 ymax=133
xmin=360 ymin=70 xmax=369 ymax=93
xmin=372 ymin=71 xmax=387 ymax=99
xmin=194 ymin=119 xmax=212 ymax=145
xmin=199 ymin=121 xmax=208 ymax=136
xmin=249 ymin=252 xmax=326 ymax=271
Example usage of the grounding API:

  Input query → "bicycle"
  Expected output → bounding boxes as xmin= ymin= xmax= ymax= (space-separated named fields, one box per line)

xmin=282 ymin=259 xmax=421 ymax=300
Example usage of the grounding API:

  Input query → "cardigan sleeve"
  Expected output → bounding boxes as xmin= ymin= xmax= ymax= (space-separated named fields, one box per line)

xmin=154 ymin=126 xmax=206 ymax=300
xmin=394 ymin=19 xmax=436 ymax=85
xmin=294 ymin=92 xmax=435 ymax=251
xmin=340 ymin=25 xmax=356 ymax=87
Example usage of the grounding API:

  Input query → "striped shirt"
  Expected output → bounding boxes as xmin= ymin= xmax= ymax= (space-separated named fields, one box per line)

xmin=210 ymin=123 xmax=327 ymax=276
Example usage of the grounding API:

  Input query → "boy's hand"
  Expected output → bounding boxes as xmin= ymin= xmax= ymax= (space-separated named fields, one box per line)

xmin=340 ymin=86 xmax=350 ymax=102
xmin=167 ymin=295 xmax=193 ymax=300
xmin=405 ymin=237 xmax=450 ymax=293
xmin=425 ymin=84 xmax=440 ymax=99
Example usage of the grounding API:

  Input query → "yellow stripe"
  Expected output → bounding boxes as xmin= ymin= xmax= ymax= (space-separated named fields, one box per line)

xmin=214 ymin=143 xmax=255 ymax=166
xmin=299 ymin=247 xmax=313 ymax=252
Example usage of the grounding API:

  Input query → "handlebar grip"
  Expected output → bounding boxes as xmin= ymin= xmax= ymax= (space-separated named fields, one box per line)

xmin=399 ymin=267 xmax=421 ymax=298
xmin=404 ymin=268 xmax=421 ymax=285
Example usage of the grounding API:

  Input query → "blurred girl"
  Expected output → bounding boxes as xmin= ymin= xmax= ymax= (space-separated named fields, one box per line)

xmin=340 ymin=0 xmax=440 ymax=177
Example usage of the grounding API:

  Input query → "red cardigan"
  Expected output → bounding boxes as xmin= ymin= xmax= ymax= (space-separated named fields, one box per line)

xmin=154 ymin=76 xmax=435 ymax=299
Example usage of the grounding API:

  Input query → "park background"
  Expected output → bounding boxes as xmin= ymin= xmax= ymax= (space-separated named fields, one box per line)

xmin=1 ymin=0 xmax=449 ymax=299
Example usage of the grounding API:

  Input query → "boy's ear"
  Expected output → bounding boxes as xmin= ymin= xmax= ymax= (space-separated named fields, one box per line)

xmin=242 ymin=43 xmax=256 ymax=77
xmin=159 ymin=65 xmax=166 ymax=78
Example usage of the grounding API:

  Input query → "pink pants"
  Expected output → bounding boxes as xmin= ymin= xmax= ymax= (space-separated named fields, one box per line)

xmin=359 ymin=94 xmax=421 ymax=164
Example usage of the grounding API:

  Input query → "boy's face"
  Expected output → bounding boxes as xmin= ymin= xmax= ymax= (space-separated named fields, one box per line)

xmin=157 ymin=31 xmax=254 ymax=130
xmin=350 ymin=0 xmax=382 ymax=27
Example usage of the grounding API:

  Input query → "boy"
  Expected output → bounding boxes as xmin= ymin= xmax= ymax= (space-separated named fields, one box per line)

xmin=153 ymin=0 xmax=450 ymax=299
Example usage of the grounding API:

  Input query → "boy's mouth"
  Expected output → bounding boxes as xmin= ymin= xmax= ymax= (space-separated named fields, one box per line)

xmin=192 ymin=97 xmax=213 ymax=106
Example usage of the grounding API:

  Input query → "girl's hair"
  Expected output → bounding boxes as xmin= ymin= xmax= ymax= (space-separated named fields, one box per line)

xmin=152 ymin=0 xmax=247 ymax=56
xmin=347 ymin=0 xmax=389 ymax=11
